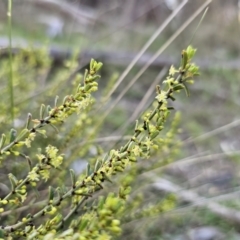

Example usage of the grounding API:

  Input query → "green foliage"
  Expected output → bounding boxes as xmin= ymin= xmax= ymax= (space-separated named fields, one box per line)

xmin=0 ymin=45 xmax=199 ymax=239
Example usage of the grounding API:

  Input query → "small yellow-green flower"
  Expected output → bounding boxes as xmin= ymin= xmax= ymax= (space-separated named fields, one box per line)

xmin=132 ymin=145 xmax=142 ymax=157
xmin=39 ymin=169 xmax=50 ymax=181
xmin=51 ymin=155 xmax=63 ymax=168
xmin=169 ymin=65 xmax=178 ymax=76
xmin=155 ymin=91 xmax=167 ymax=103
xmin=144 ymin=137 xmax=153 ymax=149
xmin=46 ymin=145 xmax=58 ymax=159
xmin=28 ymin=170 xmax=40 ymax=182
xmin=25 ymin=132 xmax=36 ymax=148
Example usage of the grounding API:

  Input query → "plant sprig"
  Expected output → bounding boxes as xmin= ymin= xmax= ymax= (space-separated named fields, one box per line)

xmin=0 ymin=59 xmax=103 ymax=161
xmin=0 ymin=46 xmax=199 ymax=238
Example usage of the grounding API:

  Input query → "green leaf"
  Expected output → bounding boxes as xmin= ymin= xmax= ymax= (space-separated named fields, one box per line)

xmin=168 ymin=95 xmax=176 ymax=101
xmin=15 ymin=128 xmax=29 ymax=142
xmin=172 ymin=84 xmax=184 ymax=91
xmin=103 ymin=153 xmax=109 ymax=162
xmin=94 ymin=159 xmax=102 ymax=172
xmin=86 ymin=163 xmax=91 ymax=176
xmin=90 ymin=58 xmax=95 ymax=70
xmin=96 ymin=62 xmax=103 ymax=71
xmin=98 ymin=196 xmax=105 ymax=209
xmin=48 ymin=186 xmax=55 ymax=202
xmin=79 ymin=219 xmax=89 ymax=231
xmin=54 ymin=95 xmax=59 ymax=108
xmin=26 ymin=113 xmax=32 ymax=129
xmin=182 ymin=83 xmax=190 ymax=97
xmin=69 ymin=169 xmax=76 ymax=187
xmin=40 ymin=104 xmax=45 ymax=119
xmin=181 ymin=50 xmax=188 ymax=69
xmin=0 ymin=134 xmax=6 ymax=150
xmin=47 ymin=105 xmax=52 ymax=114
xmin=26 ymin=155 xmax=32 ymax=171
xmin=188 ymin=63 xmax=200 ymax=76
xmin=8 ymin=173 xmax=18 ymax=190
xmin=9 ymin=128 xmax=17 ymax=143
xmin=0 ymin=229 xmax=5 ymax=238
xmin=102 ymin=172 xmax=113 ymax=183
xmin=186 ymin=45 xmax=197 ymax=60
xmin=84 ymin=69 xmax=88 ymax=82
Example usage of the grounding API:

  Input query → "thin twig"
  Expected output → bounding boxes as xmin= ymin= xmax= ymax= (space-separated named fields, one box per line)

xmin=152 ymin=176 xmax=240 ymax=224
xmin=7 ymin=0 xmax=14 ymax=125
xmin=112 ymin=67 xmax=168 ymax=137
xmin=83 ymin=0 xmax=212 ymax=144
xmin=103 ymin=0 xmax=188 ymax=102
xmin=183 ymin=119 xmax=240 ymax=144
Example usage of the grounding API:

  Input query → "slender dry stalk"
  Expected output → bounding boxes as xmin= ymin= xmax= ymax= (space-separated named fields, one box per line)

xmin=183 ymin=119 xmax=240 ymax=144
xmin=82 ymin=0 xmax=212 ymax=145
xmin=7 ymin=0 xmax=14 ymax=125
xmin=103 ymin=0 xmax=188 ymax=102
xmin=112 ymin=67 xmax=168 ymax=137
xmin=102 ymin=0 xmax=211 ymax=121
xmin=152 ymin=176 xmax=240 ymax=224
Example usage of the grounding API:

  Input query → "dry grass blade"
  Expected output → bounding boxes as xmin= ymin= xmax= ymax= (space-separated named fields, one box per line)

xmin=164 ymin=151 xmax=240 ymax=169
xmin=102 ymin=0 xmax=211 ymax=117
xmin=103 ymin=0 xmax=188 ymax=103
xmin=183 ymin=118 xmax=240 ymax=144
xmin=112 ymin=67 xmax=168 ymax=137
xmin=85 ymin=0 xmax=212 ymax=144
xmin=152 ymin=176 xmax=240 ymax=224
